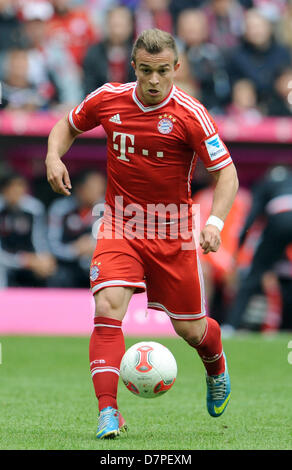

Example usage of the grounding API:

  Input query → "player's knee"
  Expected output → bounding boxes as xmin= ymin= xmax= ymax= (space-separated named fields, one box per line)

xmin=183 ymin=330 xmax=204 ymax=347
xmin=94 ymin=287 xmax=130 ymax=319
xmin=94 ymin=297 xmax=112 ymax=317
xmin=173 ymin=318 xmax=206 ymax=346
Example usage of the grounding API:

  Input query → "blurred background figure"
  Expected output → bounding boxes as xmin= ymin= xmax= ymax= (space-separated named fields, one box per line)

xmin=19 ymin=0 xmax=83 ymax=109
xmin=134 ymin=0 xmax=173 ymax=36
xmin=253 ymin=0 xmax=287 ymax=23
xmin=192 ymin=178 xmax=251 ymax=323
xmin=203 ymin=0 xmax=245 ymax=54
xmin=46 ymin=0 xmax=98 ymax=67
xmin=176 ymin=8 xmax=230 ymax=112
xmin=0 ymin=172 xmax=56 ymax=287
xmin=226 ymin=78 xmax=263 ymax=120
xmin=82 ymin=5 xmax=135 ymax=95
xmin=276 ymin=0 xmax=292 ymax=50
xmin=227 ymin=8 xmax=292 ymax=107
xmin=222 ymin=165 xmax=292 ymax=335
xmin=173 ymin=51 xmax=198 ymax=97
xmin=0 ymin=48 xmax=49 ymax=110
xmin=0 ymin=0 xmax=22 ymax=53
xmin=266 ymin=67 xmax=292 ymax=116
xmin=47 ymin=170 xmax=106 ymax=288
xmin=168 ymin=0 xmax=206 ymax=27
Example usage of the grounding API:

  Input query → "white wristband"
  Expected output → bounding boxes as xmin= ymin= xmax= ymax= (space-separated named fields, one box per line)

xmin=205 ymin=215 xmax=224 ymax=232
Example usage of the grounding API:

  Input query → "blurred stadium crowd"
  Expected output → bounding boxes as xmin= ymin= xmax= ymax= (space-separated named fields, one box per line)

xmin=0 ymin=0 xmax=292 ymax=333
xmin=0 ymin=0 xmax=292 ymax=116
xmin=1 ymin=165 xmax=292 ymax=333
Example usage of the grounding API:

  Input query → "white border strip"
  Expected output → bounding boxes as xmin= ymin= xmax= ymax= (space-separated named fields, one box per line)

xmin=174 ymin=90 xmax=215 ymax=135
xmin=147 ymin=302 xmax=206 ymax=320
xmin=91 ymin=367 xmax=120 ymax=377
xmin=91 ymin=279 xmax=146 ymax=295
xmin=94 ymin=323 xmax=121 ymax=329
xmin=132 ymin=84 xmax=175 ymax=113
xmin=68 ymin=109 xmax=83 ymax=133
xmin=173 ymin=94 xmax=210 ymax=136
xmin=206 ymin=157 xmax=232 ymax=172
xmin=201 ymin=350 xmax=223 ymax=363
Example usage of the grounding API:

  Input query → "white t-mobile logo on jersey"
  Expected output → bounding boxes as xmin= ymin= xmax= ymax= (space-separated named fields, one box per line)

xmin=113 ymin=132 xmax=135 ymax=162
xmin=112 ymin=132 xmax=164 ymax=161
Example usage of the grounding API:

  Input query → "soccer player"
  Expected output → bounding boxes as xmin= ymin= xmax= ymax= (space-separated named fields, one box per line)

xmin=46 ymin=29 xmax=239 ymax=439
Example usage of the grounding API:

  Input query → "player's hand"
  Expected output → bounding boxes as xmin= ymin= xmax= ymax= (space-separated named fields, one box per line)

xmin=72 ymin=234 xmax=95 ymax=256
xmin=21 ymin=253 xmax=57 ymax=277
xmin=46 ymin=157 xmax=72 ymax=196
xmin=199 ymin=225 xmax=221 ymax=255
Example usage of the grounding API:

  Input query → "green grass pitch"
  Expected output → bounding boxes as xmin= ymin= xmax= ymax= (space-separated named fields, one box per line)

xmin=0 ymin=334 xmax=292 ymax=450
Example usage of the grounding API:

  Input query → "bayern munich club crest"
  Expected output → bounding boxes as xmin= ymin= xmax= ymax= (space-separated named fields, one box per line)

xmin=157 ymin=114 xmax=176 ymax=134
xmin=90 ymin=264 xmax=100 ymax=282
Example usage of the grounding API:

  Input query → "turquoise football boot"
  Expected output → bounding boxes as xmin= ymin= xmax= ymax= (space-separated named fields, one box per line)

xmin=96 ymin=406 xmax=120 ymax=439
xmin=206 ymin=352 xmax=231 ymax=417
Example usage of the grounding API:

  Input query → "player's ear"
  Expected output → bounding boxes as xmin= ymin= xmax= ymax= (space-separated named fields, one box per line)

xmin=174 ymin=62 xmax=180 ymax=73
xmin=131 ymin=60 xmax=136 ymax=73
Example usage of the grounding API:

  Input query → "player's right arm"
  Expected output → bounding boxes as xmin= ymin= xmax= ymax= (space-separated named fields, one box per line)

xmin=46 ymin=116 xmax=80 ymax=196
xmin=46 ymin=85 xmax=105 ymax=196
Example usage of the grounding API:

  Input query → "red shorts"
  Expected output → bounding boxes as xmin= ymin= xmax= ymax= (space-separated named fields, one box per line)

xmin=90 ymin=234 xmax=206 ymax=321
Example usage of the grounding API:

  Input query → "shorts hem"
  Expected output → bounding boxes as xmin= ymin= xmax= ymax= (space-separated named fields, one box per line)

xmin=147 ymin=302 xmax=206 ymax=320
xmin=91 ymin=279 xmax=146 ymax=295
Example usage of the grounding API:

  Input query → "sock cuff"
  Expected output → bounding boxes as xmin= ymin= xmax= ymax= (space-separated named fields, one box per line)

xmin=196 ymin=320 xmax=209 ymax=347
xmin=94 ymin=316 xmax=122 ymax=328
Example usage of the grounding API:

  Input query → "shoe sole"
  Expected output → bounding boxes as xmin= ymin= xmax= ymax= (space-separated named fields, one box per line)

xmin=97 ymin=429 xmax=120 ymax=439
xmin=119 ymin=423 xmax=128 ymax=433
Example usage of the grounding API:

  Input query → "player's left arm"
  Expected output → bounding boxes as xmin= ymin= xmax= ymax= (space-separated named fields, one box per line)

xmin=200 ymin=163 xmax=239 ymax=254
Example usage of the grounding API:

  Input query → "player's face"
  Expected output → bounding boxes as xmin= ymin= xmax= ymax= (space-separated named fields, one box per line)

xmin=132 ymin=48 xmax=180 ymax=105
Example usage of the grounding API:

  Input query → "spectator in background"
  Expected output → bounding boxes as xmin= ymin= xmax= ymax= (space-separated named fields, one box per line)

xmin=47 ymin=0 xmax=98 ymax=67
xmin=82 ymin=5 xmax=135 ymax=95
xmin=253 ymin=0 xmax=287 ymax=23
xmin=134 ymin=0 xmax=173 ymax=37
xmin=226 ymin=78 xmax=263 ymax=120
xmin=0 ymin=172 xmax=56 ymax=287
xmin=20 ymin=1 xmax=83 ymax=109
xmin=0 ymin=0 xmax=22 ymax=51
xmin=72 ymin=0 xmax=118 ymax=31
xmin=266 ymin=67 xmax=292 ymax=116
xmin=48 ymin=170 xmax=106 ymax=288
xmin=0 ymin=48 xmax=50 ymax=110
xmin=173 ymin=51 xmax=198 ymax=97
xmin=169 ymin=0 xmax=206 ymax=27
xmin=222 ymin=165 xmax=292 ymax=335
xmin=276 ymin=0 xmax=292 ymax=50
xmin=273 ymin=246 xmax=292 ymax=331
xmin=227 ymin=8 xmax=292 ymax=105
xmin=176 ymin=8 xmax=230 ymax=112
xmin=203 ymin=0 xmax=245 ymax=55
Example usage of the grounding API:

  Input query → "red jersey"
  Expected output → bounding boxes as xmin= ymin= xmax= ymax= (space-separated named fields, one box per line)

xmin=68 ymin=82 xmax=232 ymax=231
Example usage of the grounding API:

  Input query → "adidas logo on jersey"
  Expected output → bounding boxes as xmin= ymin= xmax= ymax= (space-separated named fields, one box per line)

xmin=109 ymin=114 xmax=122 ymax=124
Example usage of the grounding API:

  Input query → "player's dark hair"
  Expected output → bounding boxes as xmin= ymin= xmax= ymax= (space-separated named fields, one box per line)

xmin=131 ymin=28 xmax=178 ymax=65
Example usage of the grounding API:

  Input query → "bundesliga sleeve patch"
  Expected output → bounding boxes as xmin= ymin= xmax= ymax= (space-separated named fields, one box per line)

xmin=204 ymin=134 xmax=228 ymax=161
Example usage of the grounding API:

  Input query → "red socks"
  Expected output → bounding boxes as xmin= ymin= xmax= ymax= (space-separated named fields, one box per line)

xmin=89 ymin=315 xmax=224 ymax=412
xmin=194 ymin=317 xmax=225 ymax=376
xmin=89 ymin=316 xmax=125 ymax=411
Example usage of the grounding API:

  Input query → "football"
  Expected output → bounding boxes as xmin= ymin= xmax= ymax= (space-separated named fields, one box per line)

xmin=120 ymin=341 xmax=177 ymax=398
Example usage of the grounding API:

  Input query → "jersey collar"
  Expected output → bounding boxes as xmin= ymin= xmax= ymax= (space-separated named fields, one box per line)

xmin=132 ymin=83 xmax=175 ymax=112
